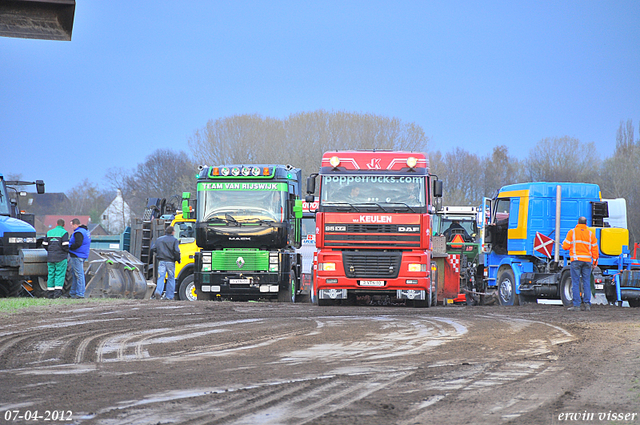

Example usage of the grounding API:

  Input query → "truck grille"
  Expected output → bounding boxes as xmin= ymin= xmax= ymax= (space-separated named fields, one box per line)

xmin=210 ymin=249 xmax=268 ymax=272
xmin=342 ymin=252 xmax=402 ymax=279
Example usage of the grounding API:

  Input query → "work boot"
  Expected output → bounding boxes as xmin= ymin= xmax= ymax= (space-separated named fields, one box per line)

xmin=584 ymin=304 xmax=591 ymax=311
xmin=47 ymin=290 xmax=55 ymax=299
xmin=580 ymin=303 xmax=586 ymax=311
xmin=53 ymin=289 xmax=62 ymax=299
xmin=567 ymin=306 xmax=580 ymax=311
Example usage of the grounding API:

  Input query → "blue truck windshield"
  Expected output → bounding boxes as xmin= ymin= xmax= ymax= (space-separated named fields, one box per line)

xmin=0 ymin=180 xmax=9 ymax=216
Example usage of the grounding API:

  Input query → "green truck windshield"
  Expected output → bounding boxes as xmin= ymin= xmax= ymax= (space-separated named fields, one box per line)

xmin=198 ymin=182 xmax=288 ymax=223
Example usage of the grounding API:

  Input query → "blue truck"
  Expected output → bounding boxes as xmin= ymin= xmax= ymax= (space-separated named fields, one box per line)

xmin=0 ymin=173 xmax=48 ymax=297
xmin=481 ymin=182 xmax=640 ymax=307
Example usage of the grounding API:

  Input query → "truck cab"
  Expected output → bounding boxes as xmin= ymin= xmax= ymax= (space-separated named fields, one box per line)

xmin=0 ymin=174 xmax=47 ymax=297
xmin=193 ymin=164 xmax=304 ymax=302
xmin=481 ymin=182 xmax=640 ymax=306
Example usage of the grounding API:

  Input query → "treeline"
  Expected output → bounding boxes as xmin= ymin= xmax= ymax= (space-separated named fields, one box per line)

xmin=58 ymin=111 xmax=639 ymax=246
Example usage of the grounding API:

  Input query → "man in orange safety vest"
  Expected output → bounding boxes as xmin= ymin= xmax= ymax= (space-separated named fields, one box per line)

xmin=562 ymin=216 xmax=599 ymax=311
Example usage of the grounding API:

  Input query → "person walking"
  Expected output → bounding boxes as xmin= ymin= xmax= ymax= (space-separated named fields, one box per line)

xmin=68 ymin=218 xmax=91 ymax=298
xmin=562 ymin=216 xmax=599 ymax=311
xmin=42 ymin=218 xmax=69 ymax=298
xmin=151 ymin=226 xmax=181 ymax=300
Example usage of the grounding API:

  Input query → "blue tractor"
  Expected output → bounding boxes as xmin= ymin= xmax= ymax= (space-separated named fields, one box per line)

xmin=0 ymin=173 xmax=48 ymax=297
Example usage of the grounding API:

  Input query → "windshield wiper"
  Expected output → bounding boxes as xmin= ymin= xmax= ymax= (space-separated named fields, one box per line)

xmin=241 ymin=218 xmax=276 ymax=226
xmin=376 ymin=202 xmax=417 ymax=213
xmin=225 ymin=213 xmax=240 ymax=226
xmin=324 ymin=202 xmax=362 ymax=212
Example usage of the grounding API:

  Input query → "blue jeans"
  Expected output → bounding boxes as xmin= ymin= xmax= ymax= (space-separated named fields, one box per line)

xmin=69 ymin=256 xmax=86 ymax=298
xmin=570 ymin=260 xmax=592 ymax=306
xmin=155 ymin=261 xmax=176 ymax=299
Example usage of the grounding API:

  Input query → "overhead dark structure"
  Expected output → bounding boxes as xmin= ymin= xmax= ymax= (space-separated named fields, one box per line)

xmin=0 ymin=0 xmax=76 ymax=41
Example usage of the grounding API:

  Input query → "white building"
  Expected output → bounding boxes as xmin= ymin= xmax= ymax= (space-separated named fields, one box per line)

xmin=100 ymin=189 xmax=131 ymax=234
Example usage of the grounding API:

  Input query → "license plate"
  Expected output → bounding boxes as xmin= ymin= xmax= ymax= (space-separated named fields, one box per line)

xmin=595 ymin=284 xmax=604 ymax=290
xmin=359 ymin=280 xmax=385 ymax=286
xmin=229 ymin=278 xmax=250 ymax=284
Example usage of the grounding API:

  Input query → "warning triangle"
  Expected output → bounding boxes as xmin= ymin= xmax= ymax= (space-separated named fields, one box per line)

xmin=451 ymin=234 xmax=464 ymax=248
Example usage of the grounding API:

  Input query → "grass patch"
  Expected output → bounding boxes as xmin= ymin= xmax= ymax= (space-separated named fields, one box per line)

xmin=0 ymin=297 xmax=120 ymax=313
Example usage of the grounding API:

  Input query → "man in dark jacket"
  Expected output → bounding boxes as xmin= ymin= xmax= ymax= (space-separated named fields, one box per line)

xmin=151 ymin=226 xmax=181 ymax=300
xmin=69 ymin=218 xmax=91 ymax=298
xmin=42 ymin=218 xmax=69 ymax=298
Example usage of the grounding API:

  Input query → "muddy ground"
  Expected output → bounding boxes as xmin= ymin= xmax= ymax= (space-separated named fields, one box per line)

xmin=0 ymin=300 xmax=639 ymax=425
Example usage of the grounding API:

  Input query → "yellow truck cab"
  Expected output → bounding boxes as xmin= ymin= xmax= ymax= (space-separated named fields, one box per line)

xmin=170 ymin=213 xmax=199 ymax=300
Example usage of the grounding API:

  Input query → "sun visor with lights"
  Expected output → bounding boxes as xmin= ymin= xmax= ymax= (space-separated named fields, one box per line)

xmin=207 ymin=166 xmax=274 ymax=179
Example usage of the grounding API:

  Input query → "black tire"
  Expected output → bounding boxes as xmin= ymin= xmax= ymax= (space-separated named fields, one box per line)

xmin=497 ymin=268 xmax=519 ymax=306
xmin=0 ymin=279 xmax=22 ymax=298
xmin=178 ymin=274 xmax=197 ymax=301
xmin=559 ymin=272 xmax=573 ymax=307
xmin=31 ymin=276 xmax=49 ymax=298
xmin=628 ymin=299 xmax=640 ymax=308
xmin=278 ymin=270 xmax=296 ymax=303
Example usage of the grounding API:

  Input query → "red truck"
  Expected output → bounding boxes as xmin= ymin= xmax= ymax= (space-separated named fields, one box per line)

xmin=305 ymin=150 xmax=442 ymax=307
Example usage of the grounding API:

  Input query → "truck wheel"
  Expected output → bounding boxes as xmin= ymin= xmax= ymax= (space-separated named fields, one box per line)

xmin=559 ymin=272 xmax=573 ymax=307
xmin=31 ymin=276 xmax=49 ymax=298
xmin=178 ymin=275 xmax=197 ymax=301
xmin=497 ymin=268 xmax=519 ymax=306
xmin=0 ymin=279 xmax=22 ymax=298
xmin=278 ymin=270 xmax=296 ymax=303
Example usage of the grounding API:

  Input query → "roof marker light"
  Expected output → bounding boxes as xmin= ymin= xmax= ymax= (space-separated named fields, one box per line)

xmin=407 ymin=157 xmax=418 ymax=168
xmin=263 ymin=167 xmax=270 ymax=176
xmin=212 ymin=167 xmax=220 ymax=176
xmin=231 ymin=167 xmax=240 ymax=176
xmin=329 ymin=156 xmax=340 ymax=168
xmin=221 ymin=167 xmax=230 ymax=176
xmin=251 ymin=167 xmax=260 ymax=176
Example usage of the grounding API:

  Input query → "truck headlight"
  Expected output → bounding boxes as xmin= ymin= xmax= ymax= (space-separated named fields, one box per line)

xmin=408 ymin=263 xmax=426 ymax=272
xmin=319 ymin=262 xmax=336 ymax=271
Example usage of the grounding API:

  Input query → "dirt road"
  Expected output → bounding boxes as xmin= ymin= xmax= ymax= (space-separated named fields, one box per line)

xmin=1 ymin=301 xmax=639 ymax=425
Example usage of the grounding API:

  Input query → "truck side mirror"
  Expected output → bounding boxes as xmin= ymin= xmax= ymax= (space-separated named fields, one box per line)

xmin=433 ymin=180 xmax=443 ymax=198
xmin=306 ymin=174 xmax=316 ymax=196
xmin=35 ymin=180 xmax=45 ymax=194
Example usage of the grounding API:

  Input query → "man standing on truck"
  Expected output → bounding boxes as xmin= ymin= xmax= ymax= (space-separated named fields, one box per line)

xmin=151 ymin=226 xmax=181 ymax=300
xmin=562 ymin=217 xmax=599 ymax=311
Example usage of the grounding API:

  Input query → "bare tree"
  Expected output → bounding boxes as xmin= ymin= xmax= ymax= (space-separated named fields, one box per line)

xmin=188 ymin=110 xmax=430 ymax=180
xmin=525 ymin=136 xmax=601 ymax=183
xmin=600 ymin=120 xmax=640 ymax=245
xmin=66 ymin=179 xmax=111 ymax=224
xmin=105 ymin=149 xmax=196 ymax=217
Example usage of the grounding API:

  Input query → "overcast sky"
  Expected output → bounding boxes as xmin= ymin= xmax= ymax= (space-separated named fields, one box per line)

xmin=1 ymin=1 xmax=639 ymax=193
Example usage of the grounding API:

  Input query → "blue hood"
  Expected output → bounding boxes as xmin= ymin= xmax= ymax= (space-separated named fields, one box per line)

xmin=0 ymin=215 xmax=37 ymax=237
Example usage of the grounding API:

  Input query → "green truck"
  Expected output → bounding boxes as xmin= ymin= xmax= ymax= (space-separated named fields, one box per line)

xmin=432 ymin=206 xmax=482 ymax=305
xmin=191 ymin=164 xmax=305 ymax=302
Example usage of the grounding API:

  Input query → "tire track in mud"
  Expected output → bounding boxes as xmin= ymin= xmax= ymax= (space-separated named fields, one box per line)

xmin=1 ymin=303 xmax=583 ymax=425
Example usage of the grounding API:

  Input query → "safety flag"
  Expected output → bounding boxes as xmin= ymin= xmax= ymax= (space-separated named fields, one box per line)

xmin=534 ymin=232 xmax=554 ymax=258
xmin=451 ymin=234 xmax=465 ymax=249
